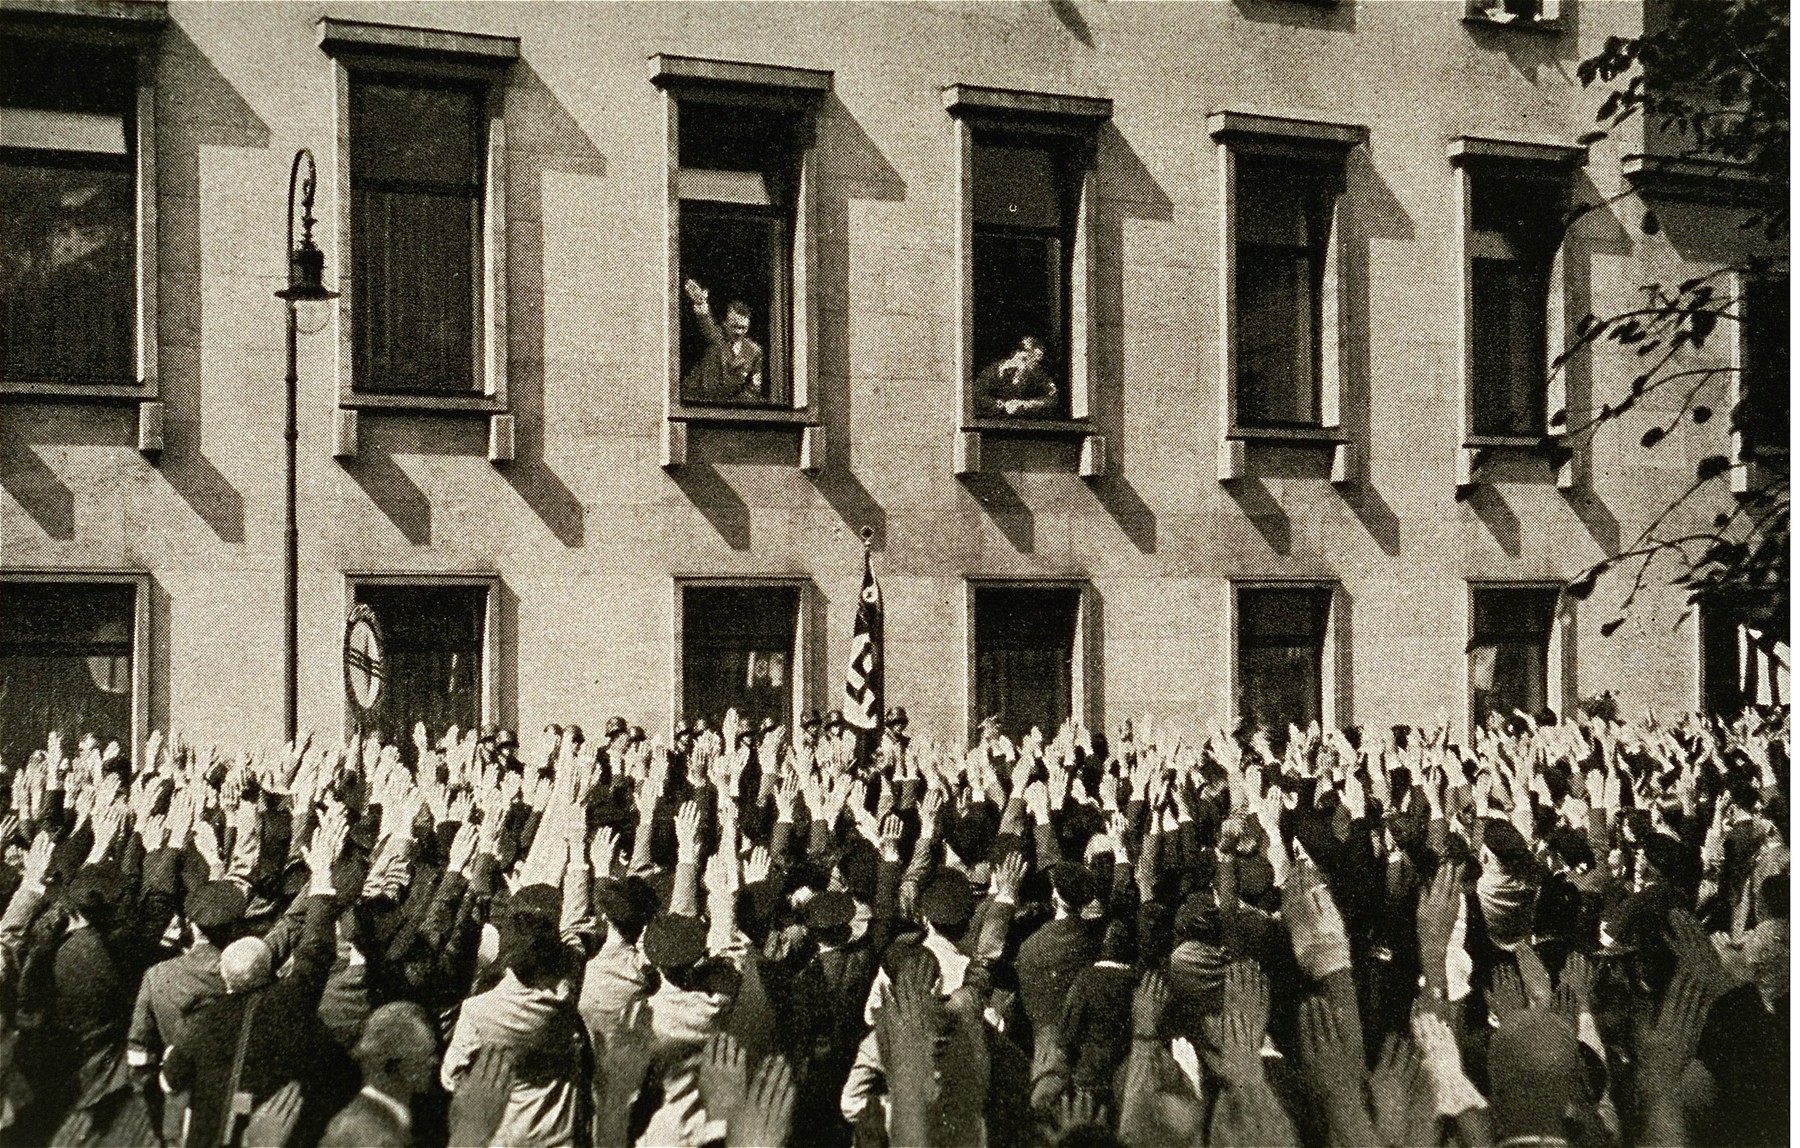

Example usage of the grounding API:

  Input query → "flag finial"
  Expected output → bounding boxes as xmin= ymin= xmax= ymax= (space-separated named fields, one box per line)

xmin=859 ymin=525 xmax=874 ymax=549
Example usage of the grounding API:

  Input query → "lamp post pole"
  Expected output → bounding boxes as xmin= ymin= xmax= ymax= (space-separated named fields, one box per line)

xmin=276 ymin=150 xmax=337 ymax=743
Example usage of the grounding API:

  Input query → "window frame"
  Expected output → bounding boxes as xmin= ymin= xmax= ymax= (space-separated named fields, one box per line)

xmin=1229 ymin=579 xmax=1346 ymax=734
xmin=672 ymin=575 xmax=817 ymax=734
xmin=1465 ymin=580 xmax=1570 ymax=735
xmin=339 ymin=572 xmax=501 ymax=742
xmin=964 ymin=578 xmax=1096 ymax=743
xmin=319 ymin=17 xmax=518 ymax=415
xmin=1696 ymin=597 xmax=1789 ymax=716
xmin=653 ymin=54 xmax=832 ymax=430
xmin=1449 ymin=137 xmax=1585 ymax=453
xmin=1210 ymin=112 xmax=1365 ymax=454
xmin=945 ymin=84 xmax=1109 ymax=438
xmin=1462 ymin=0 xmax=1563 ymax=31
xmin=0 ymin=6 xmax=161 ymax=401
xmin=0 ymin=569 xmax=151 ymax=767
xmin=1729 ymin=267 xmax=1790 ymax=493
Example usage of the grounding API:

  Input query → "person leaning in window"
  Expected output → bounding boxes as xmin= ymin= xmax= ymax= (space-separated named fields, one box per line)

xmin=682 ymin=278 xmax=766 ymax=402
xmin=975 ymin=335 xmax=1060 ymax=418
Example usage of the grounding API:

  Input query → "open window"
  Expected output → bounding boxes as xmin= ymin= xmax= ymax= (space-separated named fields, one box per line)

xmin=654 ymin=55 xmax=830 ymax=434
xmin=319 ymin=18 xmax=517 ymax=418
xmin=1209 ymin=112 xmax=1364 ymax=484
xmin=0 ymin=575 xmax=148 ymax=767
xmin=1468 ymin=584 xmax=1564 ymax=727
xmin=946 ymin=84 xmax=1108 ymax=469
xmin=1464 ymin=0 xmax=1561 ymax=28
xmin=1233 ymin=584 xmax=1337 ymax=737
xmin=0 ymin=5 xmax=161 ymax=402
xmin=1732 ymin=273 xmax=1789 ymax=490
xmin=1700 ymin=597 xmax=1789 ymax=717
xmin=347 ymin=580 xmax=493 ymax=743
xmin=677 ymin=580 xmax=809 ymax=729
xmin=969 ymin=583 xmax=1089 ymax=742
xmin=1450 ymin=139 xmax=1583 ymax=456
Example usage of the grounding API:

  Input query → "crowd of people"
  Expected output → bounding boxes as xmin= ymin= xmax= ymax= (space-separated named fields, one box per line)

xmin=0 ymin=702 xmax=1787 ymax=1148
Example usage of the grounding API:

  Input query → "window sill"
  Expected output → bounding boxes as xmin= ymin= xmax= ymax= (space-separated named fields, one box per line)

xmin=1464 ymin=433 xmax=1548 ymax=449
xmin=670 ymin=405 xmax=817 ymax=427
xmin=963 ymin=417 xmax=1090 ymax=436
xmin=1227 ymin=424 xmax=1346 ymax=445
xmin=341 ymin=391 xmax=507 ymax=415
xmin=1462 ymin=12 xmax=1561 ymax=33
xmin=1 ymin=379 xmax=156 ymax=402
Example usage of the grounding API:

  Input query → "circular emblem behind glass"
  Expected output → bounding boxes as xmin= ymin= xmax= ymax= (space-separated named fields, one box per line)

xmin=343 ymin=604 xmax=385 ymax=714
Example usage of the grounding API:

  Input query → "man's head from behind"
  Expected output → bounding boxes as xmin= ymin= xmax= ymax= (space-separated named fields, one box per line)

xmin=219 ymin=936 xmax=273 ymax=995
xmin=354 ymin=1001 xmax=440 ymax=1101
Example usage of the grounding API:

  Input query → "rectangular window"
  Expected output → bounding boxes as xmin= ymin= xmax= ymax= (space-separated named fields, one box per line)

xmin=1740 ymin=276 xmax=1789 ymax=461
xmin=1469 ymin=586 xmax=1559 ymax=724
xmin=1236 ymin=586 xmax=1332 ymax=735
xmin=353 ymin=583 xmax=487 ymax=741
xmin=1701 ymin=601 xmax=1789 ymax=717
xmin=1468 ymin=172 xmax=1561 ymax=437
xmin=0 ymin=37 xmax=136 ymax=387
xmin=970 ymin=135 xmax=1076 ymax=421
xmin=677 ymin=102 xmax=798 ymax=408
xmin=350 ymin=76 xmax=483 ymax=395
xmin=681 ymin=584 xmax=800 ymax=727
xmin=0 ymin=580 xmax=136 ymax=766
xmin=1235 ymin=159 xmax=1332 ymax=428
xmin=973 ymin=585 xmax=1081 ymax=740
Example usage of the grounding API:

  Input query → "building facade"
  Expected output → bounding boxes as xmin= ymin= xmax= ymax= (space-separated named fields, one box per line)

xmin=0 ymin=0 xmax=1783 ymax=763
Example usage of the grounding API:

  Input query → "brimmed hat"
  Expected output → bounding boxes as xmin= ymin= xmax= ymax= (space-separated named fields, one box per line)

xmin=186 ymin=881 xmax=247 ymax=931
xmin=643 ymin=914 xmax=707 ymax=969
xmin=604 ymin=716 xmax=629 ymax=739
xmin=919 ymin=872 xmax=974 ymax=927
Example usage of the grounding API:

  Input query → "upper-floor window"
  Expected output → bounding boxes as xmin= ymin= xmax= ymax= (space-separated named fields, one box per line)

xmin=970 ymin=134 xmax=1080 ymax=421
xmin=1235 ymin=159 xmax=1335 ymax=428
xmin=1468 ymin=170 xmax=1563 ymax=437
xmin=351 ymin=75 xmax=485 ymax=395
xmin=1739 ymin=275 xmax=1789 ymax=463
xmin=0 ymin=37 xmax=137 ymax=388
xmin=677 ymin=103 xmax=801 ymax=408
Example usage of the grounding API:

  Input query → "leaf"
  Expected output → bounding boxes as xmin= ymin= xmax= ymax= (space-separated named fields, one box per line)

xmin=1577 ymin=130 xmax=1608 ymax=146
xmin=1549 ymin=408 xmax=1569 ymax=428
xmin=1696 ymin=455 xmax=1731 ymax=481
xmin=1631 ymin=374 xmax=1649 ymax=395
xmin=1691 ymin=406 xmax=1712 ymax=424
xmin=1641 ymin=427 xmax=1665 ymax=448
xmin=1566 ymin=571 xmax=1599 ymax=601
xmin=1641 ymin=210 xmax=1661 ymax=235
xmin=1713 ymin=513 xmax=1732 ymax=528
xmin=1600 ymin=618 xmax=1625 ymax=638
xmin=1690 ymin=309 xmax=1716 ymax=344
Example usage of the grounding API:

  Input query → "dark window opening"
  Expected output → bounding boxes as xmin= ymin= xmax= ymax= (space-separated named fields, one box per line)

xmin=677 ymin=102 xmax=798 ymax=408
xmin=1469 ymin=171 xmax=1562 ymax=437
xmin=1702 ymin=599 xmax=1789 ymax=717
xmin=0 ymin=581 xmax=135 ymax=766
xmin=974 ymin=586 xmax=1080 ymax=741
xmin=1741 ymin=277 xmax=1789 ymax=461
xmin=1237 ymin=587 xmax=1331 ymax=737
xmin=971 ymin=136 xmax=1078 ymax=420
xmin=351 ymin=77 xmax=483 ymax=395
xmin=1236 ymin=160 xmax=1332 ymax=428
xmin=0 ymin=38 xmax=136 ymax=386
xmin=354 ymin=584 xmax=486 ymax=742
xmin=1470 ymin=587 xmax=1558 ymax=724
xmin=683 ymin=585 xmax=799 ymax=728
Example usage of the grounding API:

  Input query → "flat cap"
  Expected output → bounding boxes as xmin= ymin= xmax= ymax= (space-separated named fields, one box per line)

xmin=185 ymin=881 xmax=248 ymax=930
xmin=642 ymin=914 xmax=707 ymax=969
xmin=919 ymin=872 xmax=974 ymax=927
xmin=594 ymin=876 xmax=659 ymax=930
xmin=800 ymin=709 xmax=824 ymax=731
xmin=805 ymin=890 xmax=856 ymax=932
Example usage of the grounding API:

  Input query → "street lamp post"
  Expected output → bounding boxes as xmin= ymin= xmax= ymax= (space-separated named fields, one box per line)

xmin=275 ymin=150 xmax=337 ymax=742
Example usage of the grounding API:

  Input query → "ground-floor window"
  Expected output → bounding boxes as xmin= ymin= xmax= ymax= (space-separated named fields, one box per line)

xmin=1470 ymin=585 xmax=1559 ymax=726
xmin=351 ymin=583 xmax=487 ymax=743
xmin=0 ymin=579 xmax=137 ymax=764
xmin=681 ymin=584 xmax=801 ymax=729
xmin=972 ymin=585 xmax=1082 ymax=742
xmin=1701 ymin=599 xmax=1789 ymax=717
xmin=1236 ymin=585 xmax=1333 ymax=738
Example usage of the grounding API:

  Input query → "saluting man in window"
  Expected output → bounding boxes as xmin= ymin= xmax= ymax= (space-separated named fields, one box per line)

xmin=683 ymin=278 xmax=766 ymax=402
xmin=975 ymin=335 xmax=1060 ymax=418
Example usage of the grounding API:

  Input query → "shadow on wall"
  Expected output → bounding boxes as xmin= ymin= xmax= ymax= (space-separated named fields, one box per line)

xmin=0 ymin=405 xmax=134 ymax=542
xmin=1088 ymin=122 xmax=1172 ymax=556
xmin=492 ymin=58 xmax=603 ymax=549
xmin=804 ymin=91 xmax=905 ymax=551
xmin=342 ymin=416 xmax=488 ymax=547
xmin=1232 ymin=0 xmax=1357 ymax=32
xmin=158 ymin=22 xmax=271 ymax=545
